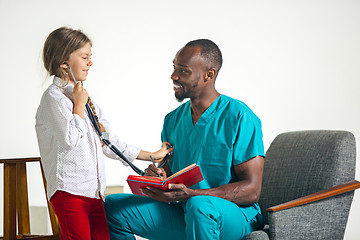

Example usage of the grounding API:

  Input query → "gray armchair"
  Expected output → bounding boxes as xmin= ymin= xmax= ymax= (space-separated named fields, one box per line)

xmin=244 ymin=130 xmax=360 ymax=240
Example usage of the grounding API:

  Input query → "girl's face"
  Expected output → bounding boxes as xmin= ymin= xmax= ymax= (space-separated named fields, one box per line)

xmin=65 ymin=42 xmax=93 ymax=84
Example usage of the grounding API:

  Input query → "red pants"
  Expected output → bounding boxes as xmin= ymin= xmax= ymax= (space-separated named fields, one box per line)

xmin=50 ymin=191 xmax=110 ymax=240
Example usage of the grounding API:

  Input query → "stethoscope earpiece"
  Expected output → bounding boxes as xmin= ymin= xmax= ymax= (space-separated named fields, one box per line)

xmin=63 ymin=62 xmax=69 ymax=69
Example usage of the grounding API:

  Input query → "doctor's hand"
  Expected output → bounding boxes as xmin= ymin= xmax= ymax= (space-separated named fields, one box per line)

xmin=141 ymin=183 xmax=196 ymax=203
xmin=144 ymin=164 xmax=167 ymax=179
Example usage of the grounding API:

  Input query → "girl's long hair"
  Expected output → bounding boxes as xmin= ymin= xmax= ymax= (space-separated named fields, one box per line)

xmin=43 ymin=27 xmax=106 ymax=134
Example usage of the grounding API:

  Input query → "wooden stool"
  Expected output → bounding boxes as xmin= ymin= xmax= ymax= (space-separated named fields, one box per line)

xmin=1 ymin=157 xmax=60 ymax=240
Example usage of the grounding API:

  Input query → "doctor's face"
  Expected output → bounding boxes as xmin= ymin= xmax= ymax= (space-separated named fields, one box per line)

xmin=170 ymin=46 xmax=208 ymax=102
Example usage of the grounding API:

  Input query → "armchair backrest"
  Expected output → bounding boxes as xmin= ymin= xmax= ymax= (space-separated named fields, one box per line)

xmin=259 ymin=130 xmax=356 ymax=221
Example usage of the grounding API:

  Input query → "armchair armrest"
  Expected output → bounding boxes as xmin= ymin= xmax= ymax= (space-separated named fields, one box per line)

xmin=266 ymin=180 xmax=360 ymax=212
xmin=265 ymin=180 xmax=360 ymax=239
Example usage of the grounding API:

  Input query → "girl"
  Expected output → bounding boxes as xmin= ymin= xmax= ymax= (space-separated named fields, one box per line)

xmin=35 ymin=26 xmax=172 ymax=240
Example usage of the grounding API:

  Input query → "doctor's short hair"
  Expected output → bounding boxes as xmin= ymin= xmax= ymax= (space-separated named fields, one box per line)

xmin=185 ymin=39 xmax=223 ymax=71
xmin=43 ymin=27 xmax=92 ymax=81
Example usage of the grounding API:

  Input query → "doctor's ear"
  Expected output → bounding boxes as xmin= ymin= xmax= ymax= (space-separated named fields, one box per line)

xmin=205 ymin=68 xmax=216 ymax=82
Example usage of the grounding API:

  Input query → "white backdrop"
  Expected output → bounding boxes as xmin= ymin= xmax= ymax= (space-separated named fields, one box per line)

xmin=0 ymin=0 xmax=359 ymax=239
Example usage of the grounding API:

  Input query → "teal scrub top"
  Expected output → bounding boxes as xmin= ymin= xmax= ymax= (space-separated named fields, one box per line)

xmin=161 ymin=95 xmax=265 ymax=221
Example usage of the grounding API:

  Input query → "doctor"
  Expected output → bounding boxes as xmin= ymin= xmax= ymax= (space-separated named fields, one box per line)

xmin=105 ymin=39 xmax=265 ymax=240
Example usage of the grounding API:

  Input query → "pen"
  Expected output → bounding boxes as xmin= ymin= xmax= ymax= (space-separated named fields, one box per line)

xmin=150 ymin=155 xmax=156 ymax=166
xmin=150 ymin=155 xmax=162 ymax=178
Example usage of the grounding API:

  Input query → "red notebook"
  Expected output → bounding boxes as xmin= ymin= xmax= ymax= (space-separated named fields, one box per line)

xmin=127 ymin=163 xmax=203 ymax=196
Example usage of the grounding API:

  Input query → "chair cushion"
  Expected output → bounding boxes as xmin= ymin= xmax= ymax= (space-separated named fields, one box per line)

xmin=242 ymin=227 xmax=270 ymax=240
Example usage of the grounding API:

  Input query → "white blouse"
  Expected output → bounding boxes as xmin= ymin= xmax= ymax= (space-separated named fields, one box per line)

xmin=35 ymin=76 xmax=140 ymax=200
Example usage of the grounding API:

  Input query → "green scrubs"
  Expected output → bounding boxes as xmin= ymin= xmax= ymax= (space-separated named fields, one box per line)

xmin=105 ymin=95 xmax=265 ymax=240
xmin=162 ymin=94 xmax=264 ymax=221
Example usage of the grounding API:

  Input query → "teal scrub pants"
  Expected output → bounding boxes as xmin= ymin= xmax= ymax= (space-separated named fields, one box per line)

xmin=104 ymin=194 xmax=264 ymax=240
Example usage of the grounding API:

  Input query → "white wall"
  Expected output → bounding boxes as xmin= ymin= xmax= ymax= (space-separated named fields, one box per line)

xmin=0 ymin=0 xmax=359 ymax=238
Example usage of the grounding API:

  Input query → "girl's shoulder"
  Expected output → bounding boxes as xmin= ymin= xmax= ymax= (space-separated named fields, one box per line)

xmin=40 ymin=83 xmax=72 ymax=107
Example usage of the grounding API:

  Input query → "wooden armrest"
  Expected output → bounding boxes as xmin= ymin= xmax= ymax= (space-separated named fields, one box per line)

xmin=266 ymin=180 xmax=360 ymax=212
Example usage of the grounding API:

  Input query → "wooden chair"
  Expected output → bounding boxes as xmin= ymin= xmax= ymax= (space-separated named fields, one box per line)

xmin=1 ymin=157 xmax=60 ymax=240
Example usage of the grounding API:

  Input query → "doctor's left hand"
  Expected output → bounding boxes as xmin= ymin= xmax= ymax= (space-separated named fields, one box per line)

xmin=141 ymin=183 xmax=195 ymax=203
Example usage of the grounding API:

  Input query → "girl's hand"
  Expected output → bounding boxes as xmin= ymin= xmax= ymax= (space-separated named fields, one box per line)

xmin=151 ymin=142 xmax=173 ymax=162
xmin=72 ymin=83 xmax=88 ymax=118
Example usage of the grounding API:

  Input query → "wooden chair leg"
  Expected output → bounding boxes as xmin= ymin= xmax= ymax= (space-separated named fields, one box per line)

xmin=4 ymin=162 xmax=17 ymax=240
xmin=16 ymin=162 xmax=31 ymax=235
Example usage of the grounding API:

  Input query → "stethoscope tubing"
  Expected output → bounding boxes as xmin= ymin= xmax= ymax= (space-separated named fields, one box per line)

xmin=65 ymin=63 xmax=145 ymax=175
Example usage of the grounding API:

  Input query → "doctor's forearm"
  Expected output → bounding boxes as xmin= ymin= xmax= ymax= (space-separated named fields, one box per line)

xmin=193 ymin=182 xmax=261 ymax=205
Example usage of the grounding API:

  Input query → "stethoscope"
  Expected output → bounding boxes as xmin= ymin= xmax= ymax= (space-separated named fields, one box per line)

xmin=64 ymin=63 xmax=153 ymax=175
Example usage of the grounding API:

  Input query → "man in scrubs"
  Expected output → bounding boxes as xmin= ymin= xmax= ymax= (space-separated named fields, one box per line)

xmin=105 ymin=39 xmax=265 ymax=240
